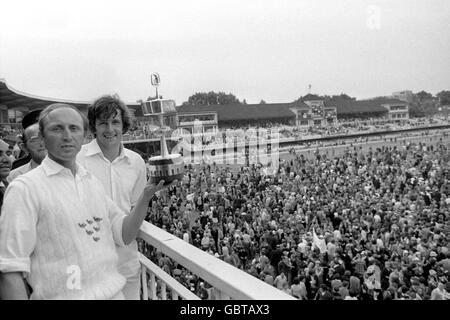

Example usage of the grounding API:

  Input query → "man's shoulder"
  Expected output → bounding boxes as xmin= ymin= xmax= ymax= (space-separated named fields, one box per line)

xmin=123 ymin=148 xmax=145 ymax=164
xmin=8 ymin=165 xmax=46 ymax=191
xmin=19 ymin=162 xmax=45 ymax=177
xmin=123 ymin=147 xmax=142 ymax=158
xmin=8 ymin=163 xmax=31 ymax=181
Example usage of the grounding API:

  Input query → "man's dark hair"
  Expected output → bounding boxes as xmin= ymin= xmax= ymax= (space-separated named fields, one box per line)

xmin=88 ymin=95 xmax=132 ymax=136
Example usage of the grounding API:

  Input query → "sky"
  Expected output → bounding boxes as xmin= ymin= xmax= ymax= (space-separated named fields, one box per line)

xmin=0 ymin=0 xmax=449 ymax=105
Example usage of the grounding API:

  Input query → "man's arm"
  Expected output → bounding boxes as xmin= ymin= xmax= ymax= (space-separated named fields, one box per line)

xmin=0 ymin=272 xmax=29 ymax=300
xmin=121 ymin=180 xmax=176 ymax=245
xmin=130 ymin=156 xmax=148 ymax=209
xmin=0 ymin=179 xmax=37 ymax=300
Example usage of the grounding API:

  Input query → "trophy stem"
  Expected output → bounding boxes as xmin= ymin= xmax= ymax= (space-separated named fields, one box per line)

xmin=160 ymin=134 xmax=169 ymax=158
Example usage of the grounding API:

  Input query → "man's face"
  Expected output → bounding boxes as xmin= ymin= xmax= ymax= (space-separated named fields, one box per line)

xmin=23 ymin=124 xmax=47 ymax=164
xmin=0 ymin=150 xmax=12 ymax=180
xmin=95 ymin=111 xmax=123 ymax=149
xmin=41 ymin=107 xmax=85 ymax=168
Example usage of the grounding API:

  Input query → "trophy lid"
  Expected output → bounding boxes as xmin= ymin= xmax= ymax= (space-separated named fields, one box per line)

xmin=141 ymin=99 xmax=176 ymax=117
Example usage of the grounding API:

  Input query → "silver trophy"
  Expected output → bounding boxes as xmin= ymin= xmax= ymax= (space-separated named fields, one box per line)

xmin=141 ymin=73 xmax=184 ymax=185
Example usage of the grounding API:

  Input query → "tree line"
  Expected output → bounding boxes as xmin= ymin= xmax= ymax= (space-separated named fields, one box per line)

xmin=408 ymin=90 xmax=450 ymax=117
xmin=181 ymin=90 xmax=450 ymax=118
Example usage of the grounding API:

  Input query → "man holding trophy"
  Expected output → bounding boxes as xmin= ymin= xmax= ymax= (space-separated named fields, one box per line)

xmin=77 ymin=94 xmax=148 ymax=300
xmin=78 ymin=74 xmax=183 ymax=299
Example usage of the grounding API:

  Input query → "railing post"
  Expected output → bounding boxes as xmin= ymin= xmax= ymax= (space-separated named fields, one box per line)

xmin=211 ymin=287 xmax=220 ymax=300
xmin=138 ymin=252 xmax=201 ymax=300
xmin=220 ymin=291 xmax=230 ymax=300
xmin=150 ymin=273 xmax=157 ymax=300
xmin=141 ymin=265 xmax=148 ymax=300
xmin=161 ymin=283 xmax=167 ymax=300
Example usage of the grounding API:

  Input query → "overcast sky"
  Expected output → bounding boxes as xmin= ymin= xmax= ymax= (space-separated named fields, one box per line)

xmin=0 ymin=0 xmax=449 ymax=105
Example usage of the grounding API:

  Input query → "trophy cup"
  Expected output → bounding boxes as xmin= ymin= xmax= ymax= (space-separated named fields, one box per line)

xmin=141 ymin=73 xmax=184 ymax=185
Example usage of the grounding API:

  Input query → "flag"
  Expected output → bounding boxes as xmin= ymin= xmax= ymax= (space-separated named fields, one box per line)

xmin=313 ymin=228 xmax=327 ymax=254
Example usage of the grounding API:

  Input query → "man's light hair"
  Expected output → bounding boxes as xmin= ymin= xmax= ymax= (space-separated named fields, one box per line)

xmin=38 ymin=103 xmax=88 ymax=136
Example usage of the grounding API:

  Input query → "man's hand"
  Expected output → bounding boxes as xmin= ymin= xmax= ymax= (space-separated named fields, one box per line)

xmin=144 ymin=180 xmax=165 ymax=197
xmin=122 ymin=179 xmax=178 ymax=245
xmin=143 ymin=179 xmax=178 ymax=199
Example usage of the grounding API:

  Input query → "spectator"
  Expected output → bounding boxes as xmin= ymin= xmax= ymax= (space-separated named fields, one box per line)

xmin=0 ymin=147 xmax=12 ymax=212
xmin=11 ymin=110 xmax=42 ymax=170
xmin=8 ymin=123 xmax=47 ymax=182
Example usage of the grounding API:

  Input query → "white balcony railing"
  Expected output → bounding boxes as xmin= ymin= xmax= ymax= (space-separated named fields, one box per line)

xmin=139 ymin=252 xmax=200 ymax=300
xmin=138 ymin=221 xmax=296 ymax=300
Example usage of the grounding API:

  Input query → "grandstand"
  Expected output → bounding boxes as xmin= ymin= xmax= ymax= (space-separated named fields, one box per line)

xmin=2 ymin=78 xmax=409 ymax=133
xmin=176 ymin=97 xmax=409 ymax=132
xmin=0 ymin=78 xmax=94 ymax=123
xmin=0 ymin=78 xmax=140 ymax=143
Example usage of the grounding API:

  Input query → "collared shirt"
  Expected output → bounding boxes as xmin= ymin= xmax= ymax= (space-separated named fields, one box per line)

xmin=7 ymin=159 xmax=38 ymax=183
xmin=0 ymin=156 xmax=127 ymax=299
xmin=77 ymin=139 xmax=146 ymax=212
xmin=77 ymin=139 xmax=146 ymax=277
xmin=0 ymin=180 xmax=7 ymax=212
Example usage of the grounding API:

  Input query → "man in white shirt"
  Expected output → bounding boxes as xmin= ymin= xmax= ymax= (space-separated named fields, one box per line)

xmin=8 ymin=123 xmax=47 ymax=182
xmin=0 ymin=103 xmax=167 ymax=299
xmin=0 ymin=147 xmax=12 ymax=212
xmin=77 ymin=95 xmax=147 ymax=300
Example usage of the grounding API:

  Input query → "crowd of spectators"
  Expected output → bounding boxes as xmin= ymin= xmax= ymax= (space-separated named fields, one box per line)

xmin=120 ymin=116 xmax=450 ymax=149
xmin=141 ymin=137 xmax=450 ymax=300
xmin=280 ymin=117 xmax=449 ymax=141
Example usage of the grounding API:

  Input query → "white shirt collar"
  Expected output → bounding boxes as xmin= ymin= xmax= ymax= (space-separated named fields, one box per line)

xmin=84 ymin=139 xmax=131 ymax=164
xmin=41 ymin=156 xmax=88 ymax=177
